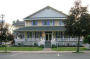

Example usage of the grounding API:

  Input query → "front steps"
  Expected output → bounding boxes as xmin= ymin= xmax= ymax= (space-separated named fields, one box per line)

xmin=45 ymin=41 xmax=51 ymax=48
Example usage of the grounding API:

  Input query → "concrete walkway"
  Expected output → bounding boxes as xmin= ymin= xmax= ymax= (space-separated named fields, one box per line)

xmin=0 ymin=51 xmax=90 ymax=54
xmin=41 ymin=48 xmax=52 ymax=51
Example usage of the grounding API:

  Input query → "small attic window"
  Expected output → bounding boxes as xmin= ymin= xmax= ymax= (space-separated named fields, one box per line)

xmin=47 ymin=7 xmax=49 ymax=10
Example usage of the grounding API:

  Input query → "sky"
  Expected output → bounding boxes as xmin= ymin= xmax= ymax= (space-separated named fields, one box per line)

xmin=0 ymin=0 xmax=90 ymax=24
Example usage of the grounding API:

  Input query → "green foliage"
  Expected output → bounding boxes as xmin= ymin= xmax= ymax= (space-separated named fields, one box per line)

xmin=34 ymin=43 xmax=38 ymax=46
xmin=40 ymin=45 xmax=44 ymax=48
xmin=13 ymin=21 xmax=15 ymax=24
xmin=83 ymin=35 xmax=90 ymax=44
xmin=52 ymin=44 xmax=57 ymax=48
xmin=16 ymin=19 xmax=19 ymax=22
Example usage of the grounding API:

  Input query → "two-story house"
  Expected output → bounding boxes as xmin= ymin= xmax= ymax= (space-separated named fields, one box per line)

xmin=14 ymin=6 xmax=83 ymax=48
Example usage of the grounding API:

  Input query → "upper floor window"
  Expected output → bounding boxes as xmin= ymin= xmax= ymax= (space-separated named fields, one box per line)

xmin=44 ymin=20 xmax=47 ymax=25
xmin=32 ymin=21 xmax=37 ymax=26
xmin=43 ymin=20 xmax=54 ymax=25
xmin=50 ymin=20 xmax=53 ymax=25
xmin=60 ymin=20 xmax=64 ymax=25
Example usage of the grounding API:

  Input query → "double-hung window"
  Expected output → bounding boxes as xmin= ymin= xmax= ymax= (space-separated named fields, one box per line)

xmin=32 ymin=21 xmax=37 ymax=26
xmin=27 ymin=32 xmax=32 ymax=38
xmin=57 ymin=32 xmax=61 ymax=38
xmin=43 ymin=20 xmax=54 ymax=25
xmin=60 ymin=20 xmax=64 ymax=25
xmin=36 ymin=32 xmax=40 ymax=38
xmin=44 ymin=20 xmax=47 ymax=25
xmin=50 ymin=20 xmax=53 ymax=25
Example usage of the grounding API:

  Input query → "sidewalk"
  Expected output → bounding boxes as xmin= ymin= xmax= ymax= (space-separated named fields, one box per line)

xmin=0 ymin=51 xmax=90 ymax=54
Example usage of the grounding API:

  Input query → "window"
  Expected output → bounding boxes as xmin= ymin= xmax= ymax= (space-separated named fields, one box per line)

xmin=27 ymin=32 xmax=32 ymax=38
xmin=29 ymin=32 xmax=32 ymax=38
xmin=33 ymin=21 xmax=36 ymax=25
xmin=36 ymin=32 xmax=40 ymax=38
xmin=60 ymin=20 xmax=64 ymax=25
xmin=44 ymin=20 xmax=47 ymax=25
xmin=32 ymin=21 xmax=37 ymax=25
xmin=43 ymin=20 xmax=54 ymax=25
xmin=50 ymin=20 xmax=53 ymax=25
xmin=57 ymin=32 xmax=61 ymax=38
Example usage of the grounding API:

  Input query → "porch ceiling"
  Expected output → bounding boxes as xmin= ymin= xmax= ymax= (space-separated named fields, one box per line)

xmin=14 ymin=26 xmax=66 ymax=31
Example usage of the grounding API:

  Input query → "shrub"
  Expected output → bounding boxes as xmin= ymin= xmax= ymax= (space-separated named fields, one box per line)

xmin=83 ymin=35 xmax=90 ymax=44
xmin=63 ymin=45 xmax=65 ymax=46
xmin=40 ymin=45 xmax=44 ymax=48
xmin=52 ymin=44 xmax=57 ymax=48
xmin=67 ymin=43 xmax=70 ymax=46
xmin=34 ymin=43 xmax=38 ymax=46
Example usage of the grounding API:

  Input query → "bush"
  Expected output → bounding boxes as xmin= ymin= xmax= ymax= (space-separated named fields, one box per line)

xmin=67 ymin=43 xmax=70 ymax=46
xmin=34 ymin=43 xmax=38 ymax=46
xmin=52 ymin=44 xmax=57 ymax=48
xmin=18 ymin=43 xmax=23 ymax=46
xmin=83 ymin=35 xmax=90 ymax=44
xmin=40 ymin=45 xmax=44 ymax=48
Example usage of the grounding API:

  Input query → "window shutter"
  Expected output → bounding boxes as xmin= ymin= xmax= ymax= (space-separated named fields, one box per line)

xmin=36 ymin=21 xmax=37 ymax=25
xmin=53 ymin=20 xmax=54 ymax=25
xmin=32 ymin=21 xmax=33 ymax=25
xmin=48 ymin=20 xmax=50 ymax=25
xmin=35 ymin=32 xmax=36 ymax=40
xmin=23 ymin=34 xmax=24 ymax=38
xmin=60 ymin=20 xmax=61 ymax=25
xmin=42 ymin=21 xmax=44 ymax=25
xmin=56 ymin=32 xmax=57 ymax=38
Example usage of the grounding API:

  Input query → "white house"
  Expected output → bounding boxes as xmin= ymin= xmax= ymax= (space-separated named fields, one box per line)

xmin=13 ymin=6 xmax=83 ymax=48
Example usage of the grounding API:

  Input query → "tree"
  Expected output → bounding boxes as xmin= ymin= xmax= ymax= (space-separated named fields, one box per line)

xmin=13 ymin=21 xmax=15 ymax=24
xmin=0 ymin=24 xmax=14 ymax=52
xmin=64 ymin=0 xmax=90 ymax=52
xmin=16 ymin=19 xmax=19 ymax=22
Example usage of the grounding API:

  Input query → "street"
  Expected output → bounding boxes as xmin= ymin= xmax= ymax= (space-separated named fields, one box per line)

xmin=0 ymin=53 xmax=90 ymax=59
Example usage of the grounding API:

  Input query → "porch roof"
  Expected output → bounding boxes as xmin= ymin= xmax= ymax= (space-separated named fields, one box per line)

xmin=14 ymin=26 xmax=66 ymax=31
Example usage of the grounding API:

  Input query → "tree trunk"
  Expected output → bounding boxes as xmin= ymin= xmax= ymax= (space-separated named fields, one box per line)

xmin=5 ymin=41 xmax=7 ymax=52
xmin=77 ymin=36 xmax=80 ymax=52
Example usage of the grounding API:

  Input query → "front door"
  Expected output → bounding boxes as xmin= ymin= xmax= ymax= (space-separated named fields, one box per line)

xmin=46 ymin=34 xmax=51 ymax=41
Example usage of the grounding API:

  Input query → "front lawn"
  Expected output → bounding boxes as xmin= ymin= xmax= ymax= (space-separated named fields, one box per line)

xmin=0 ymin=47 xmax=43 ymax=51
xmin=51 ymin=47 xmax=90 ymax=51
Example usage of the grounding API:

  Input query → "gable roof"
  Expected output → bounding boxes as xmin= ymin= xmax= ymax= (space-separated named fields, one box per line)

xmin=24 ymin=6 xmax=68 ymax=20
xmin=13 ymin=21 xmax=25 ymax=26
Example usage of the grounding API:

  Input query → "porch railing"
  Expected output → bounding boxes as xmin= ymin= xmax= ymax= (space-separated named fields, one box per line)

xmin=56 ymin=38 xmax=83 ymax=41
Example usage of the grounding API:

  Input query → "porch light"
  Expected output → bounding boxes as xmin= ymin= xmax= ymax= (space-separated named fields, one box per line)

xmin=41 ymin=39 xmax=42 ymax=41
xmin=44 ymin=33 xmax=45 ymax=36
xmin=54 ymin=39 xmax=55 ymax=41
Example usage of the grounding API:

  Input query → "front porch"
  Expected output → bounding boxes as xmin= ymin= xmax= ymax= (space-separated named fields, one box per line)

xmin=14 ymin=31 xmax=83 ymax=47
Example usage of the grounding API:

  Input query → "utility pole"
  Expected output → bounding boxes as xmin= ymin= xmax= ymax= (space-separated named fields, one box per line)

xmin=0 ymin=14 xmax=5 ymax=45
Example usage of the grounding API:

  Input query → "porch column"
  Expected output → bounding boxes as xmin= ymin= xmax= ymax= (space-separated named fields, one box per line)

xmin=43 ymin=31 xmax=45 ymax=40
xmin=52 ymin=31 xmax=53 ymax=40
xmin=63 ymin=31 xmax=64 ymax=41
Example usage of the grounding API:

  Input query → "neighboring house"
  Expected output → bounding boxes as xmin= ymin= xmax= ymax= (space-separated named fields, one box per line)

xmin=14 ymin=6 xmax=83 ymax=48
xmin=13 ymin=21 xmax=25 ymax=29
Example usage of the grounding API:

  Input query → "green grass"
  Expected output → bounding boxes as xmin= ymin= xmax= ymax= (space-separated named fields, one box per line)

xmin=51 ymin=47 xmax=90 ymax=51
xmin=0 ymin=47 xmax=43 ymax=51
